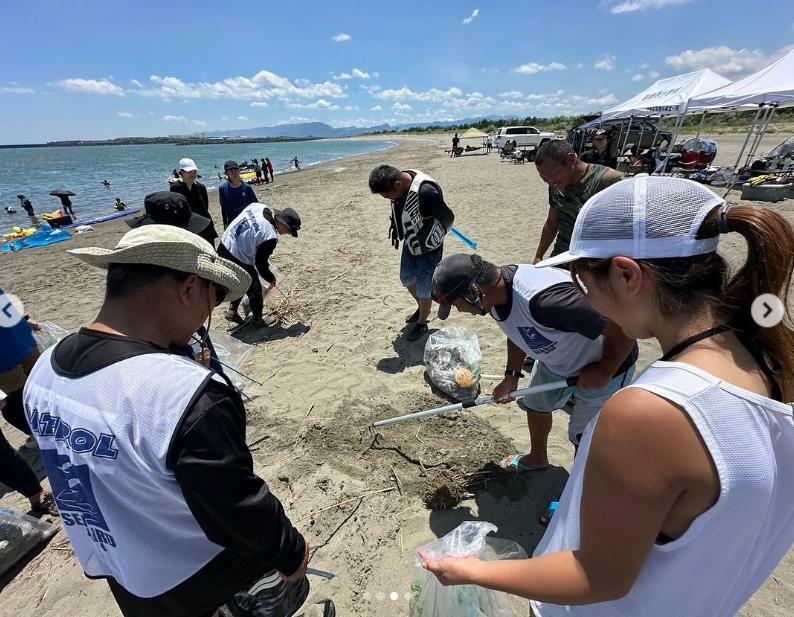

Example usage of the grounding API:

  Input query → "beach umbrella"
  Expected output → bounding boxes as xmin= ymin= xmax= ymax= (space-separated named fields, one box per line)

xmin=49 ymin=188 xmax=75 ymax=197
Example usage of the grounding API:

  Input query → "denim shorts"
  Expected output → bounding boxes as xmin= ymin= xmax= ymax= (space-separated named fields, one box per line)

xmin=399 ymin=246 xmax=443 ymax=299
xmin=517 ymin=360 xmax=635 ymax=444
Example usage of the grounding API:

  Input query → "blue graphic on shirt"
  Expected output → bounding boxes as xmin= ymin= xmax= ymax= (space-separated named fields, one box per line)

xmin=42 ymin=450 xmax=117 ymax=551
xmin=517 ymin=327 xmax=557 ymax=355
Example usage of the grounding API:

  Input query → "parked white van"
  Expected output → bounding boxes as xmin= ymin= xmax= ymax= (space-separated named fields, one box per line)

xmin=493 ymin=126 xmax=555 ymax=150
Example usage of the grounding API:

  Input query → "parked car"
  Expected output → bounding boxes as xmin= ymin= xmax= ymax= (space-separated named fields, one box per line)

xmin=493 ymin=126 xmax=555 ymax=150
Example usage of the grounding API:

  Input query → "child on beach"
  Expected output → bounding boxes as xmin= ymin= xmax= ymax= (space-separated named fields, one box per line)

xmin=420 ymin=176 xmax=794 ymax=617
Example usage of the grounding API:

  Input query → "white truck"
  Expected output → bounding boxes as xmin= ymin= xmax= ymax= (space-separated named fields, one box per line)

xmin=493 ymin=126 xmax=555 ymax=151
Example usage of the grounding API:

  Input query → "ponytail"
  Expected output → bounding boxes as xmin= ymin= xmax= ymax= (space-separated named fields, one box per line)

xmin=701 ymin=205 xmax=794 ymax=399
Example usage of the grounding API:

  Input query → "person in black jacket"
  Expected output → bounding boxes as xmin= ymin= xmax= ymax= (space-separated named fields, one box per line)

xmin=29 ymin=225 xmax=310 ymax=617
xmin=169 ymin=158 xmax=219 ymax=246
xmin=581 ymin=128 xmax=618 ymax=169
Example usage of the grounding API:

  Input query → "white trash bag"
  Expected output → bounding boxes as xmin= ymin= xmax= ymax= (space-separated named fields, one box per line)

xmin=32 ymin=321 xmax=70 ymax=351
xmin=410 ymin=521 xmax=528 ymax=617
xmin=424 ymin=327 xmax=481 ymax=400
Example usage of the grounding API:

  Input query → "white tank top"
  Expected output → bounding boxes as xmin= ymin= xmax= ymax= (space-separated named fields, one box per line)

xmin=491 ymin=265 xmax=604 ymax=376
xmin=532 ymin=361 xmax=794 ymax=617
xmin=24 ymin=347 xmax=226 ymax=598
xmin=220 ymin=204 xmax=277 ymax=265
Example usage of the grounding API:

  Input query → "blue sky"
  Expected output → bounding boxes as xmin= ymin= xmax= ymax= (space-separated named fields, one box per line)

xmin=1 ymin=0 xmax=793 ymax=143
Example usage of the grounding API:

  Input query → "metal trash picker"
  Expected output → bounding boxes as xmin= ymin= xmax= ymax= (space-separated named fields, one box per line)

xmin=372 ymin=377 xmax=576 ymax=428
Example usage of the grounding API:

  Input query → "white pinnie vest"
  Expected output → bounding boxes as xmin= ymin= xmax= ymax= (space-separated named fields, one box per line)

xmin=492 ymin=264 xmax=604 ymax=377
xmin=221 ymin=204 xmax=277 ymax=265
xmin=23 ymin=347 xmax=227 ymax=598
xmin=392 ymin=170 xmax=447 ymax=256
xmin=532 ymin=362 xmax=794 ymax=617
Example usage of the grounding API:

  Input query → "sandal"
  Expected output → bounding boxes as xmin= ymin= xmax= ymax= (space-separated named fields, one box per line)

xmin=30 ymin=492 xmax=59 ymax=517
xmin=498 ymin=454 xmax=550 ymax=474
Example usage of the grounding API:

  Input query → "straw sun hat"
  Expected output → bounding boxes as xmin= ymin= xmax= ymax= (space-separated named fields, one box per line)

xmin=68 ymin=224 xmax=251 ymax=300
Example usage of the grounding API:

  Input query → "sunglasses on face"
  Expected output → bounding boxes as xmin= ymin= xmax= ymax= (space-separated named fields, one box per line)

xmin=205 ymin=281 xmax=228 ymax=306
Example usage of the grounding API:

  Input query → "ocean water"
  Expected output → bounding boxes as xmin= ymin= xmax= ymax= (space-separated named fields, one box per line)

xmin=0 ymin=139 xmax=395 ymax=230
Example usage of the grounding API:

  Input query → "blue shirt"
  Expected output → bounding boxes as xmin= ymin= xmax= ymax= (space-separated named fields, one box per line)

xmin=0 ymin=288 xmax=37 ymax=373
xmin=218 ymin=181 xmax=257 ymax=226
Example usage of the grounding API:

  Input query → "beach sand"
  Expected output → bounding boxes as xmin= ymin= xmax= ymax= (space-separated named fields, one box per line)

xmin=1 ymin=133 xmax=792 ymax=617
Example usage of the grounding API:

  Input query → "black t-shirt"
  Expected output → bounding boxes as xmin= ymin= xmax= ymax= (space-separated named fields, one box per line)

xmin=51 ymin=329 xmax=306 ymax=617
xmin=391 ymin=172 xmax=455 ymax=253
xmin=169 ymin=181 xmax=218 ymax=241
xmin=495 ymin=266 xmax=637 ymax=375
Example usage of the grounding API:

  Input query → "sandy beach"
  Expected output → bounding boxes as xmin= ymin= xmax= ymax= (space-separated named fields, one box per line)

xmin=1 ymin=133 xmax=792 ymax=617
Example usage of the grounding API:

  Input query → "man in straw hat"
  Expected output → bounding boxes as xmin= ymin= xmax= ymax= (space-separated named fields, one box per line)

xmin=218 ymin=203 xmax=302 ymax=329
xmin=431 ymin=253 xmax=637 ymax=472
xmin=23 ymin=226 xmax=310 ymax=617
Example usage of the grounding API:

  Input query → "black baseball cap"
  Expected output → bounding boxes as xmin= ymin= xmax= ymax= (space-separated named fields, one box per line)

xmin=274 ymin=207 xmax=302 ymax=237
xmin=593 ymin=128 xmax=610 ymax=139
xmin=126 ymin=191 xmax=211 ymax=235
xmin=431 ymin=253 xmax=485 ymax=320
xmin=224 ymin=160 xmax=240 ymax=170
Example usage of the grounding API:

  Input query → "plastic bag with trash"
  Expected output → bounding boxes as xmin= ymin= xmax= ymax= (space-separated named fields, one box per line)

xmin=207 ymin=330 xmax=256 ymax=391
xmin=32 ymin=321 xmax=70 ymax=351
xmin=423 ymin=327 xmax=481 ymax=400
xmin=409 ymin=521 xmax=528 ymax=617
xmin=0 ymin=508 xmax=59 ymax=577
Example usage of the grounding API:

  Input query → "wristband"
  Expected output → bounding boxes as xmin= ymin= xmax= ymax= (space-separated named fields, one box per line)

xmin=504 ymin=369 xmax=524 ymax=379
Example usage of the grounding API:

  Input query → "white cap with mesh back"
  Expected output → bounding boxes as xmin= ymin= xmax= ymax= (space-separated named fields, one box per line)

xmin=535 ymin=175 xmax=725 ymax=269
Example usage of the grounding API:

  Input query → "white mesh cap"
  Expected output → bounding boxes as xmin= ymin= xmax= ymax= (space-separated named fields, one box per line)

xmin=536 ymin=175 xmax=725 ymax=268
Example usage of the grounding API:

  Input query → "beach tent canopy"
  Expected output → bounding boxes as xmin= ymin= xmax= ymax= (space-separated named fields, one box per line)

xmin=689 ymin=48 xmax=794 ymax=110
xmin=599 ymin=69 xmax=732 ymax=121
xmin=459 ymin=127 xmax=489 ymax=139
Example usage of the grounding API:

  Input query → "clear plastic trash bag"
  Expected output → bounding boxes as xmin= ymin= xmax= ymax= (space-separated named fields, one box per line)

xmin=208 ymin=330 xmax=256 ymax=391
xmin=0 ymin=508 xmax=58 ymax=577
xmin=410 ymin=521 xmax=529 ymax=617
xmin=32 ymin=321 xmax=70 ymax=351
xmin=424 ymin=328 xmax=481 ymax=400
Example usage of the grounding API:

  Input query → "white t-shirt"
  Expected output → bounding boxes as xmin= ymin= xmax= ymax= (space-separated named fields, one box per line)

xmin=220 ymin=204 xmax=277 ymax=266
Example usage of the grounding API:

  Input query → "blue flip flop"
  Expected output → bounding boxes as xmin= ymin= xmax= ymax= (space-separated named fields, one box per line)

xmin=499 ymin=454 xmax=550 ymax=473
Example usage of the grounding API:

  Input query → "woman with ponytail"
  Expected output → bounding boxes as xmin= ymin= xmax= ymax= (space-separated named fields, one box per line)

xmin=420 ymin=176 xmax=794 ymax=617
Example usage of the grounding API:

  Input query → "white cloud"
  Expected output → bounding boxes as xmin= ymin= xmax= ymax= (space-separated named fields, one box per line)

xmin=134 ymin=71 xmax=347 ymax=102
xmin=393 ymin=102 xmax=413 ymax=112
xmin=192 ymin=120 xmax=207 ymax=127
xmin=0 ymin=82 xmax=34 ymax=94
xmin=130 ymin=79 xmax=143 ymax=88
xmin=58 ymin=78 xmax=124 ymax=96
xmin=631 ymin=73 xmax=645 ymax=82
xmin=498 ymin=90 xmax=525 ymax=98
xmin=116 ymin=111 xmax=134 ymax=118
xmin=333 ymin=72 xmax=352 ymax=80
xmin=163 ymin=115 xmax=188 ymax=124
xmin=648 ymin=70 xmax=661 ymax=79
xmin=334 ymin=67 xmax=374 ymax=80
xmin=344 ymin=105 xmax=360 ymax=111
xmin=608 ymin=0 xmax=696 ymax=13
xmin=665 ymin=45 xmax=794 ymax=77
xmin=370 ymin=104 xmax=382 ymax=111
xmin=351 ymin=68 xmax=372 ymax=79
xmin=594 ymin=55 xmax=616 ymax=71
xmin=250 ymin=101 xmax=269 ymax=108
xmin=221 ymin=116 xmax=229 ymax=121
xmin=462 ymin=8 xmax=480 ymax=24
xmin=287 ymin=99 xmax=340 ymax=110
xmin=512 ymin=61 xmax=567 ymax=74
xmin=331 ymin=33 xmax=351 ymax=43
xmin=278 ymin=116 xmax=312 ymax=125
xmin=375 ymin=86 xmax=463 ymax=102
xmin=237 ymin=115 xmax=249 ymax=121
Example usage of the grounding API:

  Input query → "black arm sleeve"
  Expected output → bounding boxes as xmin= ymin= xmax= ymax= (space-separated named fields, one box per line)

xmin=254 ymin=239 xmax=278 ymax=284
xmin=169 ymin=384 xmax=306 ymax=574
xmin=528 ymin=282 xmax=607 ymax=340
xmin=418 ymin=184 xmax=455 ymax=230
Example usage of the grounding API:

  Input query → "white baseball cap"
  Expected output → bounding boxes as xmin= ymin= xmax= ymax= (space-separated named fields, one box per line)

xmin=536 ymin=175 xmax=725 ymax=268
xmin=179 ymin=157 xmax=199 ymax=172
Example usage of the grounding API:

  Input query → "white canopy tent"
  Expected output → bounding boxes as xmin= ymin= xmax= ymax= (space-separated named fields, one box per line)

xmin=689 ymin=49 xmax=794 ymax=185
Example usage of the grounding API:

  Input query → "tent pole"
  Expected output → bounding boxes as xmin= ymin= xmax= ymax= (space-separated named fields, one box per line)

xmin=659 ymin=112 xmax=686 ymax=174
xmin=694 ymin=110 xmax=707 ymax=139
xmin=723 ymin=104 xmax=765 ymax=198
xmin=620 ymin=116 xmax=634 ymax=155
xmin=745 ymin=104 xmax=777 ymax=167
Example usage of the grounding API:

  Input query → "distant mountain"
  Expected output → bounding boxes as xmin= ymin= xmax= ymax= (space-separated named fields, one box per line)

xmin=192 ymin=115 xmax=522 ymax=139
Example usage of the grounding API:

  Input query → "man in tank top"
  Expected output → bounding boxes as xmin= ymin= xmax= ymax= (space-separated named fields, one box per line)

xmin=432 ymin=253 xmax=637 ymax=472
